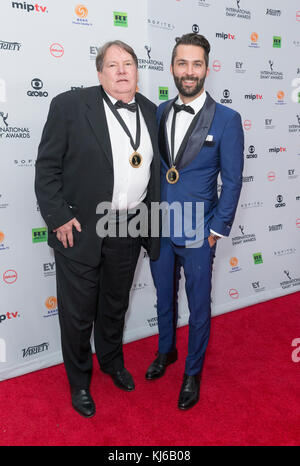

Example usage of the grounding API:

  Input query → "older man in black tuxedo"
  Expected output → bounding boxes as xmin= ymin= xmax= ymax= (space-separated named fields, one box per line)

xmin=35 ymin=40 xmax=160 ymax=417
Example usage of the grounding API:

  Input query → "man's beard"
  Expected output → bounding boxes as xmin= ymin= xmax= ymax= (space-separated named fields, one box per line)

xmin=173 ymin=74 xmax=206 ymax=98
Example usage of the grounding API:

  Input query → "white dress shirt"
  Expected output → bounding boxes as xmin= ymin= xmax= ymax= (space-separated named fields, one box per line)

xmin=166 ymin=90 xmax=223 ymax=238
xmin=103 ymin=92 xmax=153 ymax=211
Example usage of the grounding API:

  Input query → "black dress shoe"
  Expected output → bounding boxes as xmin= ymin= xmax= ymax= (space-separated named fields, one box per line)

xmin=178 ymin=373 xmax=201 ymax=410
xmin=71 ymin=388 xmax=95 ymax=418
xmin=110 ymin=368 xmax=135 ymax=391
xmin=145 ymin=348 xmax=178 ymax=380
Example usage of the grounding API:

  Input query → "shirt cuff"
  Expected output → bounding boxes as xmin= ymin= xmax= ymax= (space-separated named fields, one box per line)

xmin=210 ymin=229 xmax=224 ymax=238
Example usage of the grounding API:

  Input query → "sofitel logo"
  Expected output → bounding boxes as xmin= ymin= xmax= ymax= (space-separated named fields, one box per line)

xmin=148 ymin=18 xmax=175 ymax=30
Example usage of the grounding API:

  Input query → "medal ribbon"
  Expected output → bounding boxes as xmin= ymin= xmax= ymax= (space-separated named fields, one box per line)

xmin=101 ymin=87 xmax=141 ymax=152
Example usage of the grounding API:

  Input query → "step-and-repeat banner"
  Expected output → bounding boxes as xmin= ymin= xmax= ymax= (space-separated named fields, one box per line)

xmin=1 ymin=0 xmax=299 ymax=380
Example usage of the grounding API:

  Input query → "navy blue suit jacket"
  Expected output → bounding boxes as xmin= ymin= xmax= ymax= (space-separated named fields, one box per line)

xmin=157 ymin=92 xmax=244 ymax=246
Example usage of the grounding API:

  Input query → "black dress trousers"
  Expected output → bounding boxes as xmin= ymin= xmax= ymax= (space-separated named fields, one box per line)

xmin=54 ymin=234 xmax=141 ymax=389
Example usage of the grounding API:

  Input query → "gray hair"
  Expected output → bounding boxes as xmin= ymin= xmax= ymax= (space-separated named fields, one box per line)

xmin=96 ymin=40 xmax=138 ymax=72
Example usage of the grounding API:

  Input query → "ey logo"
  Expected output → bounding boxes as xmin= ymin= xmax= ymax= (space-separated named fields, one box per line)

xmin=32 ymin=227 xmax=47 ymax=243
xmin=113 ymin=11 xmax=128 ymax=27
xmin=0 ymin=338 xmax=6 ymax=362
xmin=159 ymin=87 xmax=169 ymax=101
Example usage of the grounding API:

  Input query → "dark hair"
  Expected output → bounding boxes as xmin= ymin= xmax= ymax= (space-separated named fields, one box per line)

xmin=96 ymin=40 xmax=138 ymax=72
xmin=171 ymin=33 xmax=211 ymax=68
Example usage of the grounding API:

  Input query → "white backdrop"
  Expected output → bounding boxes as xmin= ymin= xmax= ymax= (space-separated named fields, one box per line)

xmin=1 ymin=0 xmax=300 ymax=380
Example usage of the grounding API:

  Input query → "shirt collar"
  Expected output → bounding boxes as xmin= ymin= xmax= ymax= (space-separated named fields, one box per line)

xmin=176 ymin=90 xmax=206 ymax=114
xmin=103 ymin=90 xmax=135 ymax=105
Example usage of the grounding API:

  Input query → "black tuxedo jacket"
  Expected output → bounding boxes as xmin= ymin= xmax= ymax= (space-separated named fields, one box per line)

xmin=35 ymin=85 xmax=160 ymax=266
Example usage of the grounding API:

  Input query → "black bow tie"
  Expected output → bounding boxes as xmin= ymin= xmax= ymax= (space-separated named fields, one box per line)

xmin=173 ymin=103 xmax=195 ymax=115
xmin=114 ymin=100 xmax=137 ymax=112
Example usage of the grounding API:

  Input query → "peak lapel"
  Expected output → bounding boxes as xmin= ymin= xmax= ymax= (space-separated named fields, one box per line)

xmin=84 ymin=86 xmax=113 ymax=167
xmin=177 ymin=92 xmax=216 ymax=170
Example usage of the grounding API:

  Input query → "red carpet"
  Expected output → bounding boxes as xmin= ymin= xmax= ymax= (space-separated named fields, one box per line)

xmin=0 ymin=292 xmax=299 ymax=446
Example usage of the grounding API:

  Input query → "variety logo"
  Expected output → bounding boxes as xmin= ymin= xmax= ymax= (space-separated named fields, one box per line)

xmin=11 ymin=2 xmax=48 ymax=13
xmin=159 ymin=87 xmax=168 ymax=101
xmin=22 ymin=342 xmax=49 ymax=358
xmin=50 ymin=43 xmax=64 ymax=58
xmin=273 ymin=36 xmax=282 ymax=48
xmin=44 ymin=296 xmax=58 ymax=318
xmin=27 ymin=78 xmax=48 ymax=97
xmin=32 ymin=227 xmax=47 ymax=243
xmin=225 ymin=1 xmax=251 ymax=20
xmin=73 ymin=4 xmax=92 ymax=26
xmin=269 ymin=224 xmax=283 ymax=232
xmin=266 ymin=9 xmax=281 ymax=16
xmin=253 ymin=252 xmax=263 ymax=265
xmin=0 ymin=40 xmax=21 ymax=51
xmin=243 ymin=175 xmax=254 ymax=183
xmin=3 ymin=269 xmax=18 ymax=284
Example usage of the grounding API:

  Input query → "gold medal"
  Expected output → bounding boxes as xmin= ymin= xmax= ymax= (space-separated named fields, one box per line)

xmin=129 ymin=151 xmax=143 ymax=168
xmin=166 ymin=166 xmax=179 ymax=184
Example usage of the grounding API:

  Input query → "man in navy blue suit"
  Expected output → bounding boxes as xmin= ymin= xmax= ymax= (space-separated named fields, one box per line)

xmin=145 ymin=33 xmax=244 ymax=410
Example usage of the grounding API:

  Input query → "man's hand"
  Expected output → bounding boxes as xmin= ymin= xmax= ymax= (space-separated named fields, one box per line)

xmin=53 ymin=218 xmax=81 ymax=248
xmin=208 ymin=234 xmax=220 ymax=248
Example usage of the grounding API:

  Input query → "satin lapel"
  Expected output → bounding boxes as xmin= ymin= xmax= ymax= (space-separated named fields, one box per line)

xmin=177 ymin=92 xmax=216 ymax=170
xmin=158 ymin=98 xmax=177 ymax=167
xmin=84 ymin=86 xmax=113 ymax=167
